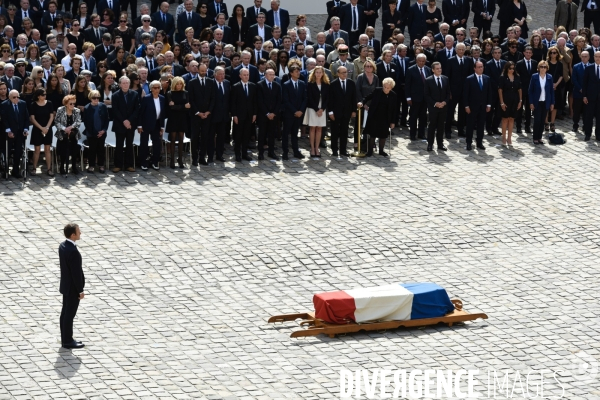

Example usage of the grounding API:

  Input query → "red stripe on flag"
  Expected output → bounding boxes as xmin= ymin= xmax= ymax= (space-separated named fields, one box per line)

xmin=313 ymin=291 xmax=356 ymax=324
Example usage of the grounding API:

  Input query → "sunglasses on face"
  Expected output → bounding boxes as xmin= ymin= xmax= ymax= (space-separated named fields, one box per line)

xmin=120 ymin=20 xmax=127 ymax=23
xmin=539 ymin=66 xmax=548 ymax=69
xmin=68 ymin=102 xmax=75 ymax=105
xmin=550 ymin=52 xmax=558 ymax=55
xmin=2 ymin=50 xmax=9 ymax=53
xmin=72 ymin=23 xmax=79 ymax=26
xmin=91 ymin=97 xmax=100 ymax=100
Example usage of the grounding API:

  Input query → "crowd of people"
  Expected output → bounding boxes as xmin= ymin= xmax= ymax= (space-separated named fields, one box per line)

xmin=0 ymin=0 xmax=600 ymax=179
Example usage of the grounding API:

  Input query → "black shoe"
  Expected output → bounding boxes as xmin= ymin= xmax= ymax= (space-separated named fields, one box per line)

xmin=538 ymin=140 xmax=545 ymax=145
xmin=525 ymin=127 xmax=532 ymax=133
xmin=457 ymin=131 xmax=466 ymax=137
xmin=170 ymin=161 xmax=175 ymax=169
xmin=596 ymin=137 xmax=600 ymax=141
xmin=378 ymin=150 xmax=388 ymax=157
xmin=258 ymin=154 xmax=264 ymax=160
xmin=71 ymin=167 xmax=79 ymax=175
xmin=476 ymin=144 xmax=486 ymax=150
xmin=493 ymin=129 xmax=501 ymax=135
xmin=445 ymin=133 xmax=451 ymax=139
xmin=366 ymin=150 xmax=373 ymax=157
xmin=151 ymin=164 xmax=159 ymax=170
xmin=199 ymin=160 xmax=208 ymax=166
xmin=10 ymin=171 xmax=20 ymax=178
xmin=282 ymin=154 xmax=289 ymax=160
xmin=62 ymin=341 xmax=85 ymax=349
xmin=60 ymin=167 xmax=66 ymax=175
xmin=410 ymin=136 xmax=417 ymax=141
xmin=178 ymin=158 xmax=186 ymax=168
xmin=466 ymin=144 xmax=472 ymax=150
xmin=216 ymin=157 xmax=225 ymax=162
xmin=487 ymin=130 xmax=494 ymax=136
xmin=516 ymin=129 xmax=523 ymax=134
xmin=192 ymin=160 xmax=198 ymax=167
xmin=243 ymin=155 xmax=253 ymax=161
xmin=235 ymin=156 xmax=242 ymax=162
xmin=427 ymin=145 xmax=433 ymax=151
xmin=268 ymin=153 xmax=280 ymax=160
xmin=293 ymin=152 xmax=305 ymax=159
xmin=417 ymin=134 xmax=426 ymax=139
xmin=331 ymin=151 xmax=338 ymax=157
xmin=573 ymin=126 xmax=578 ymax=133
xmin=438 ymin=146 xmax=448 ymax=151
xmin=584 ymin=136 xmax=591 ymax=141
xmin=340 ymin=152 xmax=350 ymax=157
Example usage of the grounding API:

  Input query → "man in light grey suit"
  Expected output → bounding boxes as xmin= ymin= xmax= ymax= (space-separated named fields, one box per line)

xmin=325 ymin=16 xmax=350 ymax=46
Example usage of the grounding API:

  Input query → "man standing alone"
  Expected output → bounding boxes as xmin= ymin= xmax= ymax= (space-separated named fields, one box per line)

xmin=59 ymin=223 xmax=85 ymax=349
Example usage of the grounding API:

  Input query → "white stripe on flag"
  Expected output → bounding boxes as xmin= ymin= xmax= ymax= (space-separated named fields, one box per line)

xmin=346 ymin=285 xmax=414 ymax=323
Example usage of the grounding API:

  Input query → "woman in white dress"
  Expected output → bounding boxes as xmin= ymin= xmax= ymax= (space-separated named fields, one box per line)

xmin=304 ymin=66 xmax=330 ymax=158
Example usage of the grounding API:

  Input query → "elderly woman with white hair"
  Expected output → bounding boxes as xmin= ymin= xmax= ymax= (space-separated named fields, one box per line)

xmin=358 ymin=77 xmax=398 ymax=157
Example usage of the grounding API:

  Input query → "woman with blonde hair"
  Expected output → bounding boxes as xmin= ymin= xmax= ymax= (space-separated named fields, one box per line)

xmin=30 ymin=66 xmax=46 ymax=88
xmin=545 ymin=46 xmax=564 ymax=132
xmin=304 ymin=66 xmax=330 ymax=158
xmin=54 ymin=94 xmax=82 ymax=175
xmin=82 ymin=89 xmax=110 ymax=173
xmin=355 ymin=58 xmax=379 ymax=150
xmin=166 ymin=76 xmax=191 ymax=168
xmin=358 ymin=77 xmax=398 ymax=157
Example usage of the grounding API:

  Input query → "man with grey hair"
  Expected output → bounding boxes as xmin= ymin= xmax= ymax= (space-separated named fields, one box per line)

xmin=316 ymin=54 xmax=333 ymax=80
xmin=137 ymin=80 xmax=165 ymax=170
xmin=267 ymin=0 xmax=290 ymax=32
xmin=40 ymin=55 xmax=53 ymax=81
xmin=188 ymin=65 xmax=216 ymax=165
xmin=232 ymin=50 xmax=259 ymax=83
xmin=112 ymin=75 xmax=139 ymax=172
xmin=133 ymin=4 xmax=151 ymax=30
xmin=325 ymin=16 xmax=349 ymax=46
xmin=163 ymin=51 xmax=185 ymax=76
xmin=211 ymin=66 xmax=231 ymax=162
xmin=1 ymin=64 xmax=22 ymax=92
xmin=80 ymin=70 xmax=96 ymax=90
xmin=1 ymin=89 xmax=29 ymax=177
xmin=231 ymin=68 xmax=258 ymax=162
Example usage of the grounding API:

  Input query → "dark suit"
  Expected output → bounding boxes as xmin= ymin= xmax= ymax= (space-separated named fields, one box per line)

xmin=58 ymin=240 xmax=84 ymax=345
xmin=94 ymin=44 xmax=114 ymax=63
xmin=207 ymin=1 xmax=229 ymax=22
xmin=228 ymin=16 xmax=250 ymax=48
xmin=581 ymin=0 xmax=600 ymax=34
xmin=360 ymin=0 xmax=381 ymax=28
xmin=339 ymin=3 xmax=365 ymax=45
xmin=247 ymin=23 xmax=272 ymax=44
xmin=327 ymin=78 xmax=356 ymax=154
xmin=14 ymin=9 xmax=40 ymax=34
xmin=282 ymin=79 xmax=307 ymax=157
xmin=210 ymin=24 xmax=233 ymax=44
xmin=485 ymin=58 xmax=506 ymax=132
xmin=82 ymin=102 xmax=110 ymax=167
xmin=1 ymin=99 xmax=29 ymax=174
xmin=442 ymin=0 xmax=467 ymax=35
xmin=394 ymin=56 xmax=410 ymax=125
xmin=151 ymin=11 xmax=175 ymax=41
xmin=176 ymin=10 xmax=202 ymax=43
xmin=83 ymin=26 xmax=108 ymax=46
xmin=325 ymin=0 xmax=347 ymax=30
xmin=257 ymin=79 xmax=281 ymax=157
xmin=47 ymin=47 xmax=66 ymax=62
xmin=407 ymin=2 xmax=428 ymax=44
xmin=445 ymin=56 xmax=473 ymax=136
xmin=210 ymin=79 xmax=230 ymax=160
xmin=582 ymin=64 xmax=600 ymax=139
xmin=325 ymin=30 xmax=350 ymax=46
xmin=471 ymin=0 xmax=495 ymax=35
xmin=41 ymin=11 xmax=62 ymax=35
xmin=266 ymin=8 xmax=290 ymax=32
xmin=515 ymin=58 xmax=537 ymax=130
xmin=436 ymin=47 xmax=455 ymax=73
xmin=405 ymin=64 xmax=431 ymax=139
xmin=112 ymin=89 xmax=139 ymax=169
xmin=137 ymin=94 xmax=166 ymax=167
xmin=528 ymin=73 xmax=555 ymax=141
xmin=376 ymin=61 xmax=399 ymax=88
xmin=96 ymin=0 xmax=120 ymax=16
xmin=1 ymin=75 xmax=23 ymax=92
xmin=424 ymin=74 xmax=451 ymax=148
xmin=571 ymin=61 xmax=588 ymax=132
xmin=231 ymin=64 xmax=260 ymax=84
xmin=463 ymin=73 xmax=492 ymax=146
xmin=208 ymin=56 xmax=231 ymax=70
xmin=188 ymin=77 xmax=215 ymax=163
xmin=231 ymin=81 xmax=258 ymax=160
xmin=246 ymin=5 xmax=267 ymax=23
xmin=381 ymin=10 xmax=403 ymax=43
xmin=314 ymin=43 xmax=335 ymax=58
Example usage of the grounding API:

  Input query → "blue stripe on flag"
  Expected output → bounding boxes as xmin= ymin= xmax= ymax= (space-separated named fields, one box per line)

xmin=399 ymin=283 xmax=455 ymax=319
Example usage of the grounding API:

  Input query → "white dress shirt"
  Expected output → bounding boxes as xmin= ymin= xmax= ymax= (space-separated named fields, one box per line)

xmin=539 ymin=74 xmax=546 ymax=102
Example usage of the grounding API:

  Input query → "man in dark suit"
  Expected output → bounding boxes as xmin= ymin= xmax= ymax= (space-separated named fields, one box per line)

xmin=83 ymin=14 xmax=108 ymax=46
xmin=112 ymin=76 xmax=139 ymax=172
xmin=231 ymin=51 xmax=260 ymax=84
xmin=257 ymin=68 xmax=281 ymax=160
xmin=407 ymin=0 xmax=428 ymax=45
xmin=424 ymin=62 xmax=450 ymax=151
xmin=40 ymin=1 xmax=61 ymax=36
xmin=571 ymin=51 xmax=589 ymax=134
xmin=281 ymin=65 xmax=306 ymax=160
xmin=1 ymin=64 xmax=23 ymax=92
xmin=484 ymin=47 xmax=505 ymax=134
xmin=1 ymin=89 xmax=29 ymax=177
xmin=515 ymin=46 xmax=538 ymax=133
xmin=137 ymin=82 xmax=166 ymax=170
xmin=247 ymin=0 xmax=267 ymax=23
xmin=14 ymin=0 xmax=40 ymax=35
xmin=445 ymin=43 xmax=473 ymax=138
xmin=436 ymin=36 xmax=456 ymax=72
xmin=360 ymin=0 xmax=381 ymax=30
xmin=248 ymin=14 xmax=272 ymax=44
xmin=376 ymin=49 xmax=399 ymax=87
xmin=211 ymin=14 xmax=233 ymax=44
xmin=339 ymin=0 xmax=365 ymax=46
xmin=393 ymin=44 xmax=410 ymax=126
xmin=472 ymin=0 xmax=495 ymax=35
xmin=325 ymin=0 xmax=347 ymax=30
xmin=327 ymin=65 xmax=356 ymax=156
xmin=207 ymin=0 xmax=228 ymax=23
xmin=365 ymin=26 xmax=381 ymax=58
xmin=231 ymin=68 xmax=258 ymax=162
xmin=96 ymin=0 xmax=120 ymax=16
xmin=26 ymin=29 xmax=47 ymax=52
xmin=405 ymin=54 xmax=431 ymax=140
xmin=188 ymin=65 xmax=215 ymax=165
xmin=176 ymin=0 xmax=202 ymax=43
xmin=210 ymin=67 xmax=230 ymax=162
xmin=583 ymin=51 xmax=600 ymax=140
xmin=151 ymin=2 xmax=175 ymax=44
xmin=581 ymin=0 xmax=600 ymax=34
xmin=464 ymin=61 xmax=492 ymax=150
xmin=442 ymin=0 xmax=467 ymax=36
xmin=93 ymin=33 xmax=114 ymax=62
xmin=58 ymin=223 xmax=85 ymax=349
xmin=251 ymin=36 xmax=269 ymax=65
xmin=325 ymin=16 xmax=350 ymax=46
xmin=266 ymin=0 xmax=290 ymax=32
xmin=209 ymin=44 xmax=231 ymax=69
xmin=314 ymin=32 xmax=335 ymax=57
xmin=46 ymin=34 xmax=65 ymax=61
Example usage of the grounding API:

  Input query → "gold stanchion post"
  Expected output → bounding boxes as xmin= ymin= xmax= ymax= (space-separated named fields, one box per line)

xmin=351 ymin=107 xmax=366 ymax=158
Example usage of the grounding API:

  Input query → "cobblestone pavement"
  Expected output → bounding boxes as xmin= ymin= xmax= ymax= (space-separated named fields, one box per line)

xmin=1 ymin=3 xmax=600 ymax=400
xmin=1 ymin=111 xmax=600 ymax=399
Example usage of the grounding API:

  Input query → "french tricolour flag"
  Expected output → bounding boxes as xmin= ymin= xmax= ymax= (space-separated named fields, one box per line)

xmin=313 ymin=283 xmax=455 ymax=324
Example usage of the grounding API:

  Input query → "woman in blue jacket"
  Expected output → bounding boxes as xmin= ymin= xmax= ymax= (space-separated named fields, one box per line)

xmin=528 ymin=60 xmax=555 ymax=145
xmin=82 ymin=90 xmax=110 ymax=173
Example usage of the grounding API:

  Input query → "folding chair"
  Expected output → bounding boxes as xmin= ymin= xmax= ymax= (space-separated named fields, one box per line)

xmin=103 ymin=122 xmax=115 ymax=169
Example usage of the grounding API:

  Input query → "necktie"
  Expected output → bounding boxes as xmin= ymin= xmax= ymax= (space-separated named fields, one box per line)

xmin=294 ymin=81 xmax=298 ymax=92
xmin=85 ymin=60 xmax=88 ymax=69
xmin=24 ymin=10 xmax=28 ymax=17
xmin=352 ymin=7 xmax=358 ymax=30
xmin=46 ymin=69 xmax=49 ymax=79
xmin=216 ymin=3 xmax=220 ymax=14
xmin=459 ymin=58 xmax=462 ymax=66
xmin=369 ymin=39 xmax=372 ymax=47
xmin=386 ymin=64 xmax=390 ymax=74
xmin=218 ymin=82 xmax=223 ymax=94
xmin=201 ymin=78 xmax=204 ymax=86
xmin=478 ymin=75 xmax=483 ymax=90
xmin=148 ymin=59 xmax=153 ymax=70
xmin=8 ymin=78 xmax=12 ymax=89
xmin=527 ymin=60 xmax=530 ymax=73
xmin=268 ymin=82 xmax=271 ymax=90
xmin=244 ymin=84 xmax=248 ymax=96
xmin=342 ymin=80 xmax=345 ymax=92
xmin=275 ymin=11 xmax=280 ymax=26
xmin=256 ymin=7 xmax=259 ymax=16
xmin=14 ymin=104 xmax=18 ymax=114
xmin=452 ymin=0 xmax=455 ymax=6
xmin=163 ymin=13 xmax=166 ymax=24
xmin=124 ymin=92 xmax=128 ymax=104
xmin=420 ymin=68 xmax=425 ymax=82
xmin=437 ymin=77 xmax=442 ymax=89
xmin=483 ymin=0 xmax=486 ymax=9
xmin=420 ymin=4 xmax=424 ymax=13
xmin=335 ymin=32 xmax=339 ymax=40
xmin=497 ymin=61 xmax=500 ymax=70
xmin=108 ymin=0 xmax=112 ymax=7
xmin=400 ymin=59 xmax=404 ymax=71
xmin=96 ymin=29 xmax=100 ymax=41
xmin=397 ymin=0 xmax=400 ymax=11
xmin=188 ymin=12 xmax=191 ymax=22
xmin=597 ymin=65 xmax=600 ymax=79
xmin=447 ymin=50 xmax=451 ymax=58
xmin=51 ymin=14 xmax=54 ymax=20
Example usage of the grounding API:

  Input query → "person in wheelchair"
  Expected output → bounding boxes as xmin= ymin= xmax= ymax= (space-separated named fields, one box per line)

xmin=0 ymin=89 xmax=30 ymax=178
